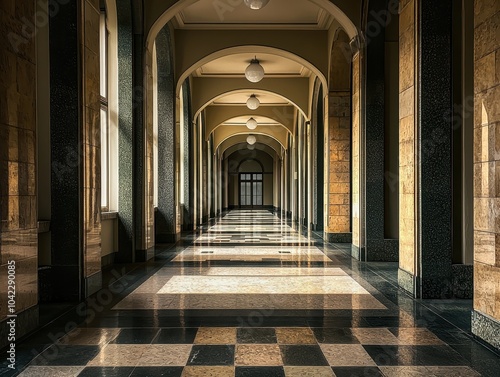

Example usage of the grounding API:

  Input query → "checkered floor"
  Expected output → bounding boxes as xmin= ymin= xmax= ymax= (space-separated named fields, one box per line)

xmin=5 ymin=210 xmax=499 ymax=377
xmin=20 ymin=327 xmax=481 ymax=377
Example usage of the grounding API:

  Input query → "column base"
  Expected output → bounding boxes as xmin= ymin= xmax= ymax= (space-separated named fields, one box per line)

xmin=85 ymin=271 xmax=102 ymax=297
xmin=351 ymin=245 xmax=366 ymax=260
xmin=135 ymin=247 xmax=155 ymax=262
xmin=156 ymin=233 xmax=181 ymax=244
xmin=325 ymin=232 xmax=352 ymax=243
xmin=398 ymin=268 xmax=417 ymax=296
xmin=472 ymin=311 xmax=500 ymax=351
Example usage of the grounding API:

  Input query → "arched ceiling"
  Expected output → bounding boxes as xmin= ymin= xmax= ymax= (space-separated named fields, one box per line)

xmin=145 ymin=0 xmax=359 ymax=156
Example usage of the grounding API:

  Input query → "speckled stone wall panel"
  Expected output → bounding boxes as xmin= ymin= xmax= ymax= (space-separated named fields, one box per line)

xmin=365 ymin=0 xmax=392 ymax=262
xmin=116 ymin=0 xmax=134 ymax=261
xmin=155 ymin=27 xmax=178 ymax=243
xmin=49 ymin=0 xmax=82 ymax=300
xmin=418 ymin=0 xmax=453 ymax=298
xmin=132 ymin=29 xmax=148 ymax=258
xmin=473 ymin=0 xmax=500 ymax=348
xmin=398 ymin=0 xmax=455 ymax=298
xmin=0 ymin=0 xmax=38 ymax=347
xmin=82 ymin=0 xmax=102 ymax=293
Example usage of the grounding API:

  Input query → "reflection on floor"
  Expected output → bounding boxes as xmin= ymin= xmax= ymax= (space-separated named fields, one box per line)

xmin=5 ymin=210 xmax=500 ymax=377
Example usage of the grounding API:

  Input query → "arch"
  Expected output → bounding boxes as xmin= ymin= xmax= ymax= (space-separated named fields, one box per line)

xmin=225 ymin=143 xmax=278 ymax=162
xmin=192 ymin=81 xmax=307 ymax=120
xmin=214 ymin=126 xmax=288 ymax=151
xmin=145 ymin=0 xmax=359 ymax=53
xmin=175 ymin=45 xmax=328 ymax=100
xmin=237 ymin=158 xmax=265 ymax=173
xmin=205 ymin=107 xmax=294 ymax=138
xmin=219 ymin=135 xmax=282 ymax=156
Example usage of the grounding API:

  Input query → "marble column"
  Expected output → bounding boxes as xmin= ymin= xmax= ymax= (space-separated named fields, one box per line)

xmin=398 ymin=0 xmax=454 ymax=298
xmin=0 ymin=0 xmax=38 ymax=348
xmin=116 ymin=0 xmax=134 ymax=260
xmin=471 ymin=0 xmax=500 ymax=351
xmin=155 ymin=27 xmax=178 ymax=243
xmin=49 ymin=0 xmax=102 ymax=299
xmin=327 ymin=31 xmax=352 ymax=243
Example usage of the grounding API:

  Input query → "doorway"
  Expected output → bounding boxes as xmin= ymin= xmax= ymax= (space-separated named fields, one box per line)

xmin=239 ymin=173 xmax=263 ymax=208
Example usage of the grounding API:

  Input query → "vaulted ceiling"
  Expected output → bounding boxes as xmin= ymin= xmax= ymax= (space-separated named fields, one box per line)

xmin=146 ymin=0 xmax=359 ymax=156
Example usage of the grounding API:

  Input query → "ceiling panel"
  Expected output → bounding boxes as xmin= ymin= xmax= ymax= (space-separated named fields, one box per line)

xmin=193 ymin=53 xmax=310 ymax=78
xmin=212 ymin=92 xmax=290 ymax=106
xmin=176 ymin=0 xmax=333 ymax=30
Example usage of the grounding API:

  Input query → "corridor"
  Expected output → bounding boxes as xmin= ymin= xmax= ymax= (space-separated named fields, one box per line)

xmin=11 ymin=210 xmax=499 ymax=377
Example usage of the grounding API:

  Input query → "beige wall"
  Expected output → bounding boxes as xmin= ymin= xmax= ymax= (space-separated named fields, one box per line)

xmin=327 ymin=31 xmax=351 ymax=236
xmin=82 ymin=0 xmax=102 ymax=281
xmin=398 ymin=0 xmax=416 ymax=275
xmin=0 ymin=0 xmax=38 ymax=340
xmin=351 ymin=54 xmax=362 ymax=248
xmin=473 ymin=0 xmax=500 ymax=323
xmin=101 ymin=219 xmax=118 ymax=257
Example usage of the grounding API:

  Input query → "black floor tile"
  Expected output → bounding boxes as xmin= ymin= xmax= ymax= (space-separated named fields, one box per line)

xmin=235 ymin=367 xmax=285 ymax=377
xmin=413 ymin=345 xmax=471 ymax=366
xmin=363 ymin=345 xmax=417 ymax=366
xmin=32 ymin=345 xmax=100 ymax=366
xmin=110 ymin=329 xmax=160 ymax=344
xmin=332 ymin=367 xmax=384 ymax=377
xmin=237 ymin=328 xmax=277 ymax=344
xmin=312 ymin=328 xmax=360 ymax=344
xmin=153 ymin=328 xmax=198 ymax=344
xmin=130 ymin=367 xmax=183 ymax=376
xmin=187 ymin=345 xmax=235 ymax=366
xmin=279 ymin=345 xmax=329 ymax=366
xmin=77 ymin=367 xmax=135 ymax=377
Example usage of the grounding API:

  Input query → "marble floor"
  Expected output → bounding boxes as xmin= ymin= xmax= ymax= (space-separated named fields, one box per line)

xmin=3 ymin=210 xmax=500 ymax=376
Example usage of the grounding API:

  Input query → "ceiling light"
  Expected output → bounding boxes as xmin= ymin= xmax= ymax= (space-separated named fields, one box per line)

xmin=244 ymin=0 xmax=270 ymax=10
xmin=245 ymin=58 xmax=265 ymax=83
xmin=247 ymin=135 xmax=257 ymax=145
xmin=246 ymin=94 xmax=260 ymax=110
xmin=246 ymin=117 xmax=258 ymax=130
xmin=247 ymin=144 xmax=256 ymax=150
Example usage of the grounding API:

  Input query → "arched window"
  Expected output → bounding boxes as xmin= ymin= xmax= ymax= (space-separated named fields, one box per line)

xmin=99 ymin=0 xmax=118 ymax=212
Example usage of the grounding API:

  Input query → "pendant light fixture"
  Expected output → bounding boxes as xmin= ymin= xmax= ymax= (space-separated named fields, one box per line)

xmin=244 ymin=0 xmax=270 ymax=10
xmin=245 ymin=58 xmax=265 ymax=83
xmin=246 ymin=117 xmax=258 ymax=130
xmin=246 ymin=135 xmax=257 ymax=145
xmin=246 ymin=94 xmax=260 ymax=110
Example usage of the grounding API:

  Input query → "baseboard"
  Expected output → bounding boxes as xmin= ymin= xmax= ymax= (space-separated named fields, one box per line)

xmin=398 ymin=268 xmax=417 ymax=297
xmin=135 ymin=247 xmax=155 ymax=262
xmin=85 ymin=271 xmax=102 ymax=297
xmin=472 ymin=310 xmax=500 ymax=351
xmin=326 ymin=232 xmax=352 ymax=243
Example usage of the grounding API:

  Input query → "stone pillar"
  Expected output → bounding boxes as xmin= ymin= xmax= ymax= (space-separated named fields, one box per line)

xmin=49 ymin=0 xmax=102 ymax=299
xmin=398 ymin=0 xmax=454 ymax=298
xmin=364 ymin=0 xmax=398 ymax=261
xmin=471 ymin=0 xmax=500 ymax=350
xmin=0 ymin=0 xmax=39 ymax=349
xmin=351 ymin=51 xmax=365 ymax=259
xmin=155 ymin=27 xmax=178 ymax=243
xmin=327 ymin=31 xmax=352 ymax=243
xmin=116 ymin=0 xmax=134 ymax=259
